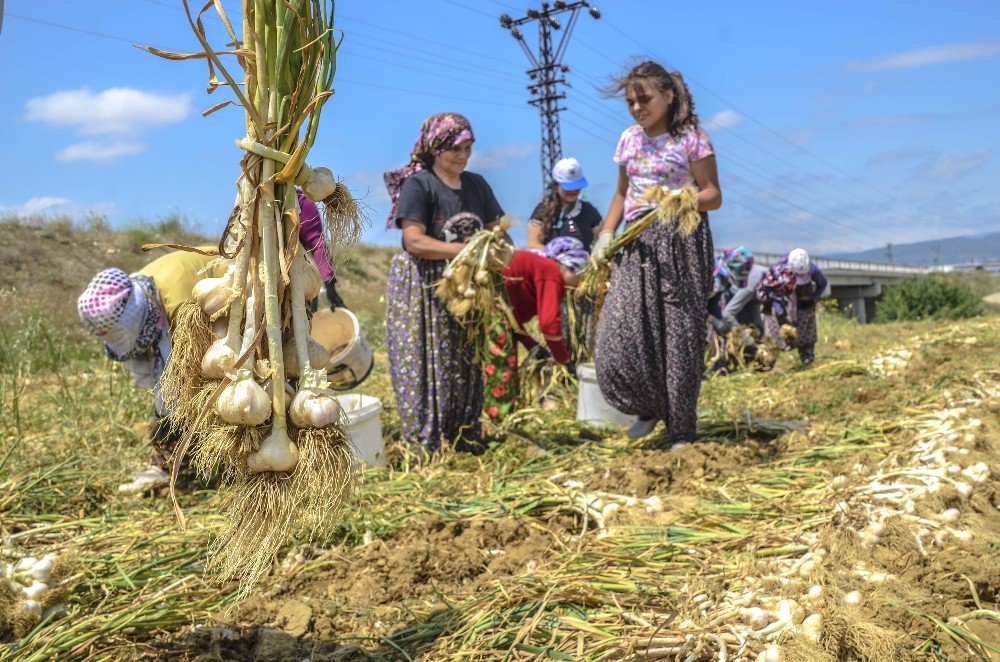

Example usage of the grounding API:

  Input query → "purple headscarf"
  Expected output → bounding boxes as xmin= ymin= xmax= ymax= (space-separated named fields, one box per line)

xmin=533 ymin=236 xmax=588 ymax=275
xmin=383 ymin=112 xmax=475 ymax=229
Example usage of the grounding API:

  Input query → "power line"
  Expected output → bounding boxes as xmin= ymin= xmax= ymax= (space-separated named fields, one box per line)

xmin=6 ymin=11 xmax=185 ymax=50
xmin=441 ymin=0 xmax=498 ymax=19
xmin=10 ymin=9 xmax=530 ymax=114
xmin=600 ymin=17 xmax=896 ymax=206
xmin=338 ymin=48 xmax=524 ymax=96
xmin=347 ymin=34 xmax=526 ymax=85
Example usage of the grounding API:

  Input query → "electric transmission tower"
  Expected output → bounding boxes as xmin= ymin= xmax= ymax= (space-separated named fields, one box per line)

xmin=500 ymin=2 xmax=600 ymax=189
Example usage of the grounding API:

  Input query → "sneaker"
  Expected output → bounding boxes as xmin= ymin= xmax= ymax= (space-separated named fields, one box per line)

xmin=627 ymin=417 xmax=658 ymax=440
xmin=118 ymin=465 xmax=169 ymax=493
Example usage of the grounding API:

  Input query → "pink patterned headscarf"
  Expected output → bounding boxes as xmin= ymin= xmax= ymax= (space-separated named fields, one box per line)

xmin=78 ymin=268 xmax=168 ymax=369
xmin=383 ymin=112 xmax=475 ymax=229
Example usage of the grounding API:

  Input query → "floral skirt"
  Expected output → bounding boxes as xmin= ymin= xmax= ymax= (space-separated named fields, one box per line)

xmin=385 ymin=252 xmax=483 ymax=451
xmin=482 ymin=306 xmax=519 ymax=422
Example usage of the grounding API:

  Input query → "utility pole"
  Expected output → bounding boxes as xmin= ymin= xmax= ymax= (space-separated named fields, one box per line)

xmin=500 ymin=2 xmax=600 ymax=190
xmin=885 ymin=242 xmax=893 ymax=263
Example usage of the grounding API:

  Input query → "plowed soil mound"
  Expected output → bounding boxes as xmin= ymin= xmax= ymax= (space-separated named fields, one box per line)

xmin=583 ymin=439 xmax=777 ymax=496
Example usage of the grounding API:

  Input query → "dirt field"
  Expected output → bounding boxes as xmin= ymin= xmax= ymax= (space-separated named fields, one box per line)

xmin=1 ymin=218 xmax=999 ymax=660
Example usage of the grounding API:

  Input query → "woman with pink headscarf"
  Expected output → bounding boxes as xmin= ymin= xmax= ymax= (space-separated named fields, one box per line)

xmin=383 ymin=112 xmax=506 ymax=453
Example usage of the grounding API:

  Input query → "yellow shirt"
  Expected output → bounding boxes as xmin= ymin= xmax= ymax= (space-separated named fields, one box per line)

xmin=138 ymin=248 xmax=225 ymax=322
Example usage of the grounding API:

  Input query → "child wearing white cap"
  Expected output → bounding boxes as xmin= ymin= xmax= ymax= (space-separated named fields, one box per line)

xmin=527 ymin=157 xmax=603 ymax=252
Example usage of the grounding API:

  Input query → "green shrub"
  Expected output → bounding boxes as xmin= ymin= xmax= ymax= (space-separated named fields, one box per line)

xmin=877 ymin=275 xmax=981 ymax=322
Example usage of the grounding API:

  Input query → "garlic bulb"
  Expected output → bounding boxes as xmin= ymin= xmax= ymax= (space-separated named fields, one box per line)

xmin=263 ymin=379 xmax=296 ymax=411
xmin=298 ymin=165 xmax=338 ymax=202
xmin=247 ymin=426 xmax=300 ymax=473
xmin=291 ymin=252 xmax=323 ymax=301
xmin=24 ymin=581 xmax=48 ymax=600
xmin=801 ymin=613 xmax=822 ymax=643
xmin=283 ymin=336 xmax=329 ymax=378
xmin=29 ymin=554 xmax=55 ymax=584
xmin=211 ymin=316 xmax=229 ymax=339
xmin=217 ymin=369 xmax=270 ymax=426
xmin=289 ymin=388 xmax=342 ymax=429
xmin=22 ymin=600 xmax=42 ymax=616
xmin=192 ymin=267 xmax=235 ymax=318
xmin=201 ymin=337 xmax=237 ymax=380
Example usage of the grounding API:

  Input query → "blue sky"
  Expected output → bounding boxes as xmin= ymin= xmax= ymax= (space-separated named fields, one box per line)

xmin=1 ymin=0 xmax=998 ymax=255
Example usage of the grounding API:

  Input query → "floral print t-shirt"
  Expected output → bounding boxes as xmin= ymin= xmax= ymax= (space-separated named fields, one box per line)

xmin=613 ymin=124 xmax=714 ymax=223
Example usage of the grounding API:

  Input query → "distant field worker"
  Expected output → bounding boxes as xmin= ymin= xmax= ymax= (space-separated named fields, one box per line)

xmin=706 ymin=246 xmax=767 ymax=372
xmin=383 ymin=112 xmax=506 ymax=454
xmin=592 ymin=61 xmax=721 ymax=445
xmin=78 ymin=212 xmax=338 ymax=493
xmin=527 ymin=158 xmax=604 ymax=252
xmin=777 ymin=248 xmax=829 ymax=365
xmin=78 ymin=250 xmax=222 ymax=493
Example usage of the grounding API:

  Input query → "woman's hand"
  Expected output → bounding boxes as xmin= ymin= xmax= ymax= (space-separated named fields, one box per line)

xmin=591 ymin=231 xmax=614 ymax=266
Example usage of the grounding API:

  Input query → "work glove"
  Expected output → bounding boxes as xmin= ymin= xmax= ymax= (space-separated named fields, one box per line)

xmin=591 ymin=231 xmax=613 ymax=266
xmin=740 ymin=330 xmax=757 ymax=349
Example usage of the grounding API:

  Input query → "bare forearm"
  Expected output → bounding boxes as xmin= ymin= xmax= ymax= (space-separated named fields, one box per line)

xmin=697 ymin=186 xmax=722 ymax=212
xmin=601 ymin=192 xmax=626 ymax=234
xmin=403 ymin=234 xmax=463 ymax=260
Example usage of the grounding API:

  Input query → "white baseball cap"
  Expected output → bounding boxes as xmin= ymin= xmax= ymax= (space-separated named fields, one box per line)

xmin=552 ymin=157 xmax=588 ymax=190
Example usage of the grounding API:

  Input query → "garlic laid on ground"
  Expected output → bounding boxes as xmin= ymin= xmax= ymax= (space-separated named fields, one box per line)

xmin=801 ymin=613 xmax=822 ymax=643
xmin=24 ymin=580 xmax=48 ymax=600
xmin=29 ymin=554 xmax=55 ymax=584
xmin=247 ymin=426 xmax=299 ymax=473
xmin=22 ymin=600 xmax=42 ymax=616
xmin=217 ymin=369 xmax=270 ymax=426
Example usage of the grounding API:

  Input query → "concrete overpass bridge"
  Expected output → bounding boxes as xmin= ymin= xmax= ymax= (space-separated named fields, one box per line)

xmin=717 ymin=251 xmax=928 ymax=324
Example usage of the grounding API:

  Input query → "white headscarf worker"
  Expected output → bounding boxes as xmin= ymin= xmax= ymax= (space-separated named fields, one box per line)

xmin=78 ymin=268 xmax=173 ymax=492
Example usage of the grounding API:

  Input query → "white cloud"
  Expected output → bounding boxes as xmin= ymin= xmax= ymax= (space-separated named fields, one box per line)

xmin=924 ymin=149 xmax=992 ymax=181
xmin=0 ymin=197 xmax=117 ymax=219
xmin=468 ymin=142 xmax=535 ymax=170
xmin=57 ymin=141 xmax=146 ymax=163
xmin=703 ymin=109 xmax=743 ymax=131
xmin=25 ymin=88 xmax=192 ymax=135
xmin=849 ymin=40 xmax=1000 ymax=71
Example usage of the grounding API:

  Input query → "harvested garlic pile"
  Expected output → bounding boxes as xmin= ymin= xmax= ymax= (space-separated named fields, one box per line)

xmin=1 ymin=553 xmax=64 ymax=637
xmin=633 ymin=378 xmax=997 ymax=660
xmin=557 ymin=480 xmax=664 ymax=538
xmin=869 ymin=348 xmax=912 ymax=378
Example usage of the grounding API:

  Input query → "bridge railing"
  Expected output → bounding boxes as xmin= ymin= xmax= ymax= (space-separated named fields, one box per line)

xmin=714 ymin=250 xmax=927 ymax=276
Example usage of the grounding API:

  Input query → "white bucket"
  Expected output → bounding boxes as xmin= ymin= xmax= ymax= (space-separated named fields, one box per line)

xmin=310 ymin=308 xmax=374 ymax=391
xmin=336 ymin=394 xmax=385 ymax=467
xmin=575 ymin=362 xmax=637 ymax=428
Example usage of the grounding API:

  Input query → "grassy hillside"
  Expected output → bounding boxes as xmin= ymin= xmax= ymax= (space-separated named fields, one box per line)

xmin=1 ymin=217 xmax=999 ymax=660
